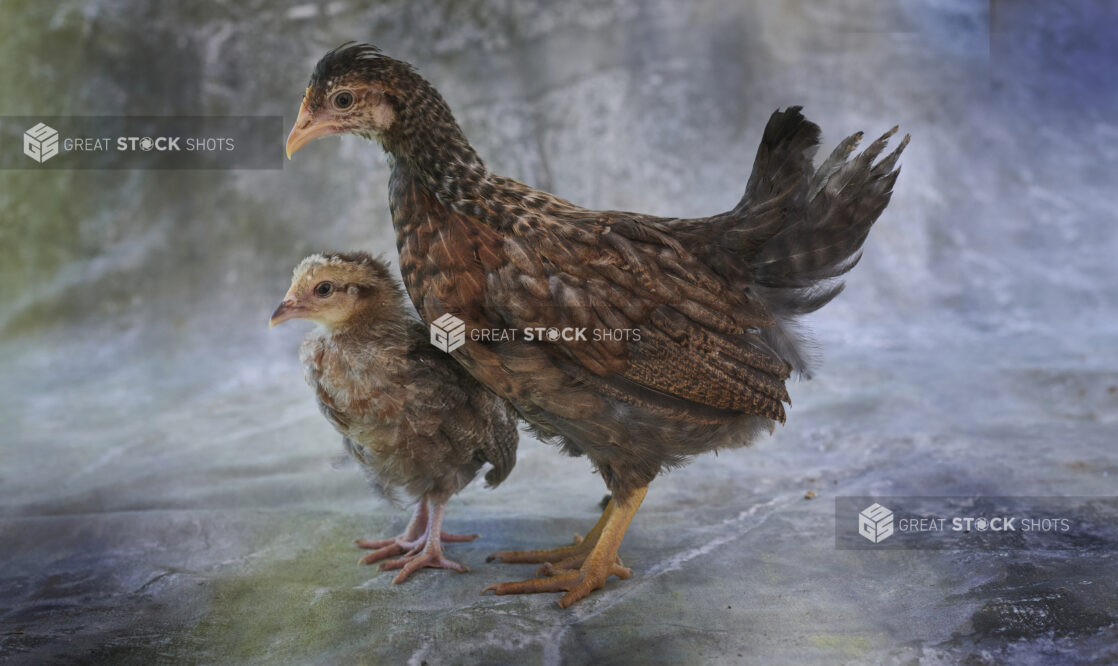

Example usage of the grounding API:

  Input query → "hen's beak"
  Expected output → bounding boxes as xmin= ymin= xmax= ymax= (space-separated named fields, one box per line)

xmin=269 ymin=299 xmax=305 ymax=328
xmin=285 ymin=94 xmax=342 ymax=159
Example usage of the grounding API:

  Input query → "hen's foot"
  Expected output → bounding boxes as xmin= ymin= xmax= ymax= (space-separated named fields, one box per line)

xmin=535 ymin=552 xmax=622 ymax=577
xmin=483 ymin=560 xmax=632 ymax=608
xmin=482 ymin=485 xmax=648 ymax=608
xmin=486 ymin=500 xmax=616 ymax=564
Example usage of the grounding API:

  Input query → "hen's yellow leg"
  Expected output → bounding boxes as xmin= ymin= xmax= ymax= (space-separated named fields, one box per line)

xmin=483 ymin=485 xmax=647 ymax=608
xmin=487 ymin=498 xmax=616 ymax=565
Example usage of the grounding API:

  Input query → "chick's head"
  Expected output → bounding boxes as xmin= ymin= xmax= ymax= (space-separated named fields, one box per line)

xmin=270 ymin=252 xmax=402 ymax=331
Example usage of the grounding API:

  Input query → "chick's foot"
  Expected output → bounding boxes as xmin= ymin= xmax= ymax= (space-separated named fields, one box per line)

xmin=356 ymin=497 xmax=431 ymax=564
xmin=367 ymin=500 xmax=474 ymax=583
xmin=380 ymin=543 xmax=470 ymax=584
xmin=356 ymin=535 xmax=425 ymax=565
xmin=357 ymin=531 xmax=478 ymax=565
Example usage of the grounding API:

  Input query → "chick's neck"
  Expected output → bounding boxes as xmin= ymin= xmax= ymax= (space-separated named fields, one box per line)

xmin=324 ymin=297 xmax=408 ymax=342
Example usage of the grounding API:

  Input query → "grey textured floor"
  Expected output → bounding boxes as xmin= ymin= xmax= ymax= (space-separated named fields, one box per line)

xmin=3 ymin=324 xmax=1116 ymax=664
xmin=2 ymin=0 xmax=1117 ymax=664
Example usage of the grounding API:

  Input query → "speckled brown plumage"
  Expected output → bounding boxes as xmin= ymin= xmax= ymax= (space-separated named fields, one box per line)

xmin=270 ymin=251 xmax=518 ymax=583
xmin=287 ymin=43 xmax=907 ymax=605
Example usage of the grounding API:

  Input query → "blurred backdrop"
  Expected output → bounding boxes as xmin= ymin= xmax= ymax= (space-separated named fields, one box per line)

xmin=2 ymin=1 xmax=1116 ymax=663
xmin=3 ymin=0 xmax=1115 ymax=347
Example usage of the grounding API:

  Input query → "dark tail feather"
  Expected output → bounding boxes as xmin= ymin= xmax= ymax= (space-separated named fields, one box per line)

xmin=749 ymin=122 xmax=908 ymax=295
xmin=666 ymin=108 xmax=907 ymax=376
xmin=725 ymin=106 xmax=822 ymax=257
xmin=735 ymin=108 xmax=908 ymax=374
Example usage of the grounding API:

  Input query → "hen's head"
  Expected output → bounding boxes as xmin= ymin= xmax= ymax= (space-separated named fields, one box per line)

xmin=286 ymin=43 xmax=441 ymax=158
xmin=269 ymin=251 xmax=402 ymax=331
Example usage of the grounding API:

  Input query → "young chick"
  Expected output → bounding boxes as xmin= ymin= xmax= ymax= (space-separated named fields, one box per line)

xmin=270 ymin=252 xmax=519 ymax=583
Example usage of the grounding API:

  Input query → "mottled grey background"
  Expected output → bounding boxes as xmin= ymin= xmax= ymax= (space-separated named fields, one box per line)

xmin=2 ymin=0 xmax=1116 ymax=664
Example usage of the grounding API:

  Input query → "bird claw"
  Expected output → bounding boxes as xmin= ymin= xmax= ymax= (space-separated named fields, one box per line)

xmin=536 ymin=554 xmax=623 ymax=577
xmin=558 ymin=563 xmax=631 ymax=609
xmin=356 ymin=535 xmax=425 ymax=565
xmin=482 ymin=487 xmax=645 ymax=607
xmin=486 ymin=533 xmax=591 ymax=564
xmin=386 ymin=549 xmax=469 ymax=584
xmin=481 ymin=561 xmax=631 ymax=608
xmin=356 ymin=501 xmax=477 ymax=580
xmin=356 ymin=529 xmax=477 ymax=565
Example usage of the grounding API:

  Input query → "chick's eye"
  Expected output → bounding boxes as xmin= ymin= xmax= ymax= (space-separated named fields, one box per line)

xmin=314 ymin=282 xmax=333 ymax=297
xmin=332 ymin=91 xmax=354 ymax=110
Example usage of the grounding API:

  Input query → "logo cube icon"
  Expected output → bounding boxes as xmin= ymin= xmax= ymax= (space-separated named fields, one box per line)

xmin=24 ymin=122 xmax=59 ymax=163
xmin=430 ymin=313 xmax=466 ymax=353
xmin=859 ymin=503 xmax=894 ymax=543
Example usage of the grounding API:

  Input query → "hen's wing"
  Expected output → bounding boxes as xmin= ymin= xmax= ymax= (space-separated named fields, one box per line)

xmin=482 ymin=209 xmax=793 ymax=423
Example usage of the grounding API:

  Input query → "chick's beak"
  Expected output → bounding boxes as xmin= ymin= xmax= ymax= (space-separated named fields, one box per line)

xmin=286 ymin=94 xmax=342 ymax=159
xmin=269 ymin=299 xmax=305 ymax=328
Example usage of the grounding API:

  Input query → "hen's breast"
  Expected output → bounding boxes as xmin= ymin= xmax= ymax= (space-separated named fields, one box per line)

xmin=389 ymin=171 xmax=605 ymax=416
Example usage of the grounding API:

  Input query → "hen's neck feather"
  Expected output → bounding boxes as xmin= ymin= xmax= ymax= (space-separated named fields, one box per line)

xmin=381 ymin=78 xmax=488 ymax=200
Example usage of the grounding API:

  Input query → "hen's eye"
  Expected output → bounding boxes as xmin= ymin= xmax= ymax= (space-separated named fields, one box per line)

xmin=314 ymin=281 xmax=334 ymax=297
xmin=332 ymin=91 xmax=354 ymax=110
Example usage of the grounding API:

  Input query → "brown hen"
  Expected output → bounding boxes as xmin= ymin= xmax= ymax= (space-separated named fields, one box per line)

xmin=270 ymin=252 xmax=518 ymax=583
xmin=286 ymin=44 xmax=908 ymax=607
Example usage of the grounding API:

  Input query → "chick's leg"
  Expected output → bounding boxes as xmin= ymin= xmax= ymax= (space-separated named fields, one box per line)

xmin=379 ymin=500 xmax=471 ymax=583
xmin=483 ymin=485 xmax=648 ymax=608
xmin=357 ymin=495 xmax=481 ymax=566
xmin=356 ymin=498 xmax=430 ymax=564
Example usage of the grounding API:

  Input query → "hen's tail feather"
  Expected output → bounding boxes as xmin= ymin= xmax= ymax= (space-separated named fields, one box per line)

xmin=664 ymin=108 xmax=905 ymax=377
xmin=747 ymin=114 xmax=907 ymax=306
xmin=807 ymin=130 xmax=863 ymax=202
xmin=718 ymin=108 xmax=907 ymax=376
xmin=737 ymin=105 xmax=821 ymax=216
